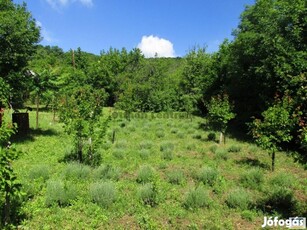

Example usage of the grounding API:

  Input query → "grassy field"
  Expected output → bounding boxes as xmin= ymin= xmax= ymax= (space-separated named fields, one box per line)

xmin=4 ymin=110 xmax=307 ymax=229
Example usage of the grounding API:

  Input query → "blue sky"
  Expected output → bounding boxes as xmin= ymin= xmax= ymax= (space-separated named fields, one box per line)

xmin=14 ymin=0 xmax=255 ymax=57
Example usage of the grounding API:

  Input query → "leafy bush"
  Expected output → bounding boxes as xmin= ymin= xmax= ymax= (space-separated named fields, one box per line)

xmin=171 ymin=128 xmax=178 ymax=134
xmin=93 ymin=164 xmax=120 ymax=181
xmin=136 ymin=165 xmax=155 ymax=184
xmin=183 ymin=186 xmax=212 ymax=209
xmin=155 ymin=130 xmax=165 ymax=138
xmin=207 ymin=132 xmax=216 ymax=141
xmin=209 ymin=145 xmax=218 ymax=153
xmin=240 ymin=168 xmax=264 ymax=189
xmin=115 ymin=140 xmax=128 ymax=149
xmin=226 ymin=188 xmax=251 ymax=210
xmin=176 ymin=132 xmax=185 ymax=139
xmin=139 ymin=149 xmax=151 ymax=160
xmin=214 ymin=149 xmax=228 ymax=160
xmin=192 ymin=133 xmax=202 ymax=140
xmin=161 ymin=150 xmax=173 ymax=161
xmin=167 ymin=170 xmax=185 ymax=185
xmin=262 ymin=186 xmax=297 ymax=216
xmin=64 ymin=162 xmax=91 ymax=180
xmin=186 ymin=143 xmax=196 ymax=151
xmin=137 ymin=183 xmax=158 ymax=207
xmin=28 ymin=164 xmax=50 ymax=181
xmin=227 ymin=145 xmax=241 ymax=153
xmin=89 ymin=181 xmax=116 ymax=208
xmin=269 ymin=172 xmax=295 ymax=188
xmin=160 ymin=142 xmax=174 ymax=152
xmin=45 ymin=180 xmax=78 ymax=207
xmin=112 ymin=148 xmax=125 ymax=159
xmin=139 ymin=140 xmax=153 ymax=150
xmin=196 ymin=167 xmax=218 ymax=186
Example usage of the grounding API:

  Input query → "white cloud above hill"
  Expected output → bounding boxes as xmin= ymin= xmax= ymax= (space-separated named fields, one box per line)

xmin=137 ymin=35 xmax=176 ymax=58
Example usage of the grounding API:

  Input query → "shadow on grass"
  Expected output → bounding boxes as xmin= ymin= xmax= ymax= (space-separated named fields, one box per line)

xmin=11 ymin=128 xmax=58 ymax=143
xmin=235 ymin=157 xmax=270 ymax=170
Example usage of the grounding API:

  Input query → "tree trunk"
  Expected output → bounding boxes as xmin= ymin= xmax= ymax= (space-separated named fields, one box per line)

xmin=271 ymin=151 xmax=275 ymax=172
xmin=36 ymin=94 xmax=39 ymax=129
xmin=4 ymin=190 xmax=11 ymax=225
xmin=78 ymin=139 xmax=83 ymax=163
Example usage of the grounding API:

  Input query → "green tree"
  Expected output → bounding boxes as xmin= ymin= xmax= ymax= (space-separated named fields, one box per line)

xmin=59 ymin=86 xmax=108 ymax=165
xmin=0 ymin=0 xmax=40 ymax=105
xmin=0 ymin=122 xmax=22 ymax=227
xmin=206 ymin=94 xmax=235 ymax=144
xmin=250 ymin=97 xmax=296 ymax=171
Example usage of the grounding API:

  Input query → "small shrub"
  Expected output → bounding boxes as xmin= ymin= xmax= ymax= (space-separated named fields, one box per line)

xmin=227 ymin=145 xmax=241 ymax=153
xmin=207 ymin=132 xmax=216 ymax=141
xmin=269 ymin=172 xmax=295 ymax=188
xmin=137 ymin=183 xmax=158 ymax=207
xmin=226 ymin=188 xmax=251 ymax=210
xmin=112 ymin=148 xmax=125 ymax=159
xmin=161 ymin=150 xmax=173 ymax=161
xmin=171 ymin=128 xmax=178 ymax=134
xmin=186 ymin=143 xmax=196 ymax=151
xmin=167 ymin=170 xmax=185 ymax=185
xmin=64 ymin=162 xmax=91 ymax=180
xmin=89 ymin=181 xmax=116 ymax=208
xmin=28 ymin=164 xmax=50 ymax=181
xmin=101 ymin=140 xmax=112 ymax=150
xmin=136 ymin=165 xmax=155 ymax=184
xmin=176 ymin=132 xmax=185 ymax=139
xmin=93 ymin=164 xmax=120 ymax=181
xmin=45 ymin=180 xmax=78 ymax=207
xmin=240 ymin=168 xmax=264 ymax=189
xmin=209 ymin=145 xmax=218 ymax=153
xmin=214 ymin=149 xmax=228 ymax=160
xmin=241 ymin=210 xmax=256 ymax=221
xmin=263 ymin=186 xmax=297 ymax=215
xmin=183 ymin=186 xmax=212 ymax=209
xmin=139 ymin=149 xmax=151 ymax=160
xmin=156 ymin=130 xmax=165 ymax=138
xmin=196 ymin=167 xmax=218 ymax=186
xmin=115 ymin=140 xmax=128 ymax=149
xmin=192 ymin=133 xmax=202 ymax=140
xmin=139 ymin=140 xmax=153 ymax=150
xmin=160 ymin=142 xmax=174 ymax=152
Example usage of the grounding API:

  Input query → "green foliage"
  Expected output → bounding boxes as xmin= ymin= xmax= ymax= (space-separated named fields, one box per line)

xmin=64 ymin=162 xmax=91 ymax=180
xmin=160 ymin=141 xmax=174 ymax=152
xmin=59 ymin=86 xmax=109 ymax=164
xmin=93 ymin=164 xmax=120 ymax=181
xmin=0 ymin=122 xmax=22 ymax=226
xmin=137 ymin=183 xmax=158 ymax=207
xmin=28 ymin=164 xmax=50 ymax=181
xmin=195 ymin=167 xmax=218 ymax=186
xmin=207 ymin=133 xmax=216 ymax=141
xmin=227 ymin=145 xmax=241 ymax=153
xmin=183 ymin=186 xmax=212 ymax=210
xmin=206 ymin=94 xmax=235 ymax=134
xmin=214 ymin=149 xmax=228 ymax=160
xmin=0 ymin=0 xmax=40 ymax=104
xmin=250 ymin=97 xmax=296 ymax=170
xmin=45 ymin=180 xmax=78 ymax=207
xmin=226 ymin=188 xmax=251 ymax=210
xmin=136 ymin=165 xmax=155 ymax=184
xmin=89 ymin=181 xmax=116 ymax=208
xmin=139 ymin=149 xmax=151 ymax=160
xmin=240 ymin=168 xmax=264 ymax=190
xmin=167 ymin=170 xmax=185 ymax=185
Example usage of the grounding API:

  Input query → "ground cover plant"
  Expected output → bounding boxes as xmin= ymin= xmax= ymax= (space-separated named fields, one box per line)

xmin=1 ymin=111 xmax=304 ymax=229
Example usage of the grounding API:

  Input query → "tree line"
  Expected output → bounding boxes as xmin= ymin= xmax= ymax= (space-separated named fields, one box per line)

xmin=1 ymin=0 xmax=306 ymax=154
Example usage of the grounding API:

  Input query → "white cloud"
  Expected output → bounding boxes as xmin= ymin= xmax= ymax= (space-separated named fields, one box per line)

xmin=46 ymin=0 xmax=93 ymax=10
xmin=36 ymin=21 xmax=57 ymax=43
xmin=137 ymin=35 xmax=176 ymax=58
